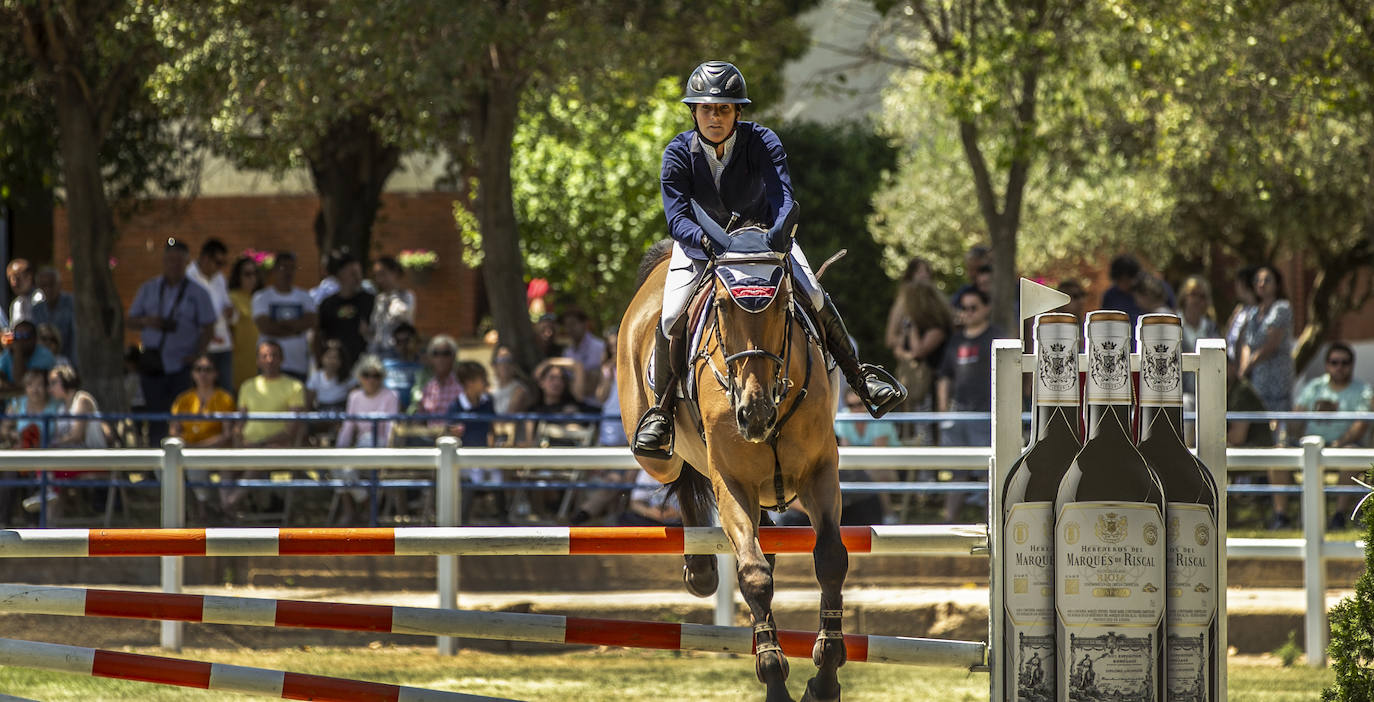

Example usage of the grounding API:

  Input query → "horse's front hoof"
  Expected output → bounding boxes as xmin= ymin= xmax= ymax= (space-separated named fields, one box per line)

xmin=683 ymin=559 xmax=718 ymax=598
xmin=754 ymin=648 xmax=790 ymax=684
xmin=812 ymin=635 xmax=846 ymax=669
xmin=800 ymin=677 xmax=841 ymax=702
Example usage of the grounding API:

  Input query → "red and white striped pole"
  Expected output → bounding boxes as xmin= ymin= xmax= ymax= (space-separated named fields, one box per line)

xmin=0 ymin=524 xmax=986 ymax=558
xmin=0 ymin=635 xmax=516 ymax=701
xmin=0 ymin=584 xmax=986 ymax=669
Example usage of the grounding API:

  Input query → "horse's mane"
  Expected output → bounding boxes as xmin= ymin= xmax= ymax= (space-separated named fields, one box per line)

xmin=634 ymin=239 xmax=676 ymax=292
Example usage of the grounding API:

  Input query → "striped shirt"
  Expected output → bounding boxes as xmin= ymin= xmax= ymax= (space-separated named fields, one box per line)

xmin=696 ymin=131 xmax=738 ymax=189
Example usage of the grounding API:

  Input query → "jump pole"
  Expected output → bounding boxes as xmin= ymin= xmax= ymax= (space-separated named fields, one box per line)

xmin=0 ymin=524 xmax=988 ymax=558
xmin=0 ymin=583 xmax=986 ymax=669
xmin=0 ymin=636 xmax=515 ymax=701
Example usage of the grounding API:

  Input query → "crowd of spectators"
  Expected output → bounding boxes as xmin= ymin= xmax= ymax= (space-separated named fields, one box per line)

xmin=1 ymin=240 xmax=1372 ymax=532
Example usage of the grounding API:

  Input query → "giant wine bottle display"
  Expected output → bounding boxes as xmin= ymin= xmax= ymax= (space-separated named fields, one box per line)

xmin=1135 ymin=314 xmax=1220 ymax=702
xmin=1003 ymin=313 xmax=1083 ymax=701
xmin=1055 ymin=311 xmax=1166 ymax=702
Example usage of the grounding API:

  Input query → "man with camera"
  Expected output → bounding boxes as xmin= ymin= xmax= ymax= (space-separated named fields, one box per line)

xmin=128 ymin=238 xmax=217 ymax=443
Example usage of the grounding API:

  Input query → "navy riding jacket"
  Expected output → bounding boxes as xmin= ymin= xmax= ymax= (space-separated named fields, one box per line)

xmin=660 ymin=121 xmax=796 ymax=261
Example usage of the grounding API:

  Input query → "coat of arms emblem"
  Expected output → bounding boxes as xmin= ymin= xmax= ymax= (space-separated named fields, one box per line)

xmin=1142 ymin=342 xmax=1180 ymax=393
xmin=1095 ymin=512 xmax=1127 ymax=544
xmin=1090 ymin=340 xmax=1128 ymax=391
xmin=1038 ymin=342 xmax=1077 ymax=392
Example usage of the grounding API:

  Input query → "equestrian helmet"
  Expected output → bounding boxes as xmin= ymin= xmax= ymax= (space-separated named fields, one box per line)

xmin=681 ymin=61 xmax=751 ymax=105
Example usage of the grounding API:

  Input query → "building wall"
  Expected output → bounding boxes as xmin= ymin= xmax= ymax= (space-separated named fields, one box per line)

xmin=52 ymin=191 xmax=481 ymax=349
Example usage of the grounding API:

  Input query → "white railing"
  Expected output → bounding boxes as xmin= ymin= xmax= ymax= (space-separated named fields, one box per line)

xmin=0 ymin=438 xmax=1366 ymax=665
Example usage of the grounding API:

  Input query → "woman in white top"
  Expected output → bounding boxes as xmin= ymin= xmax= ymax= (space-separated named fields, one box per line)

xmin=48 ymin=364 xmax=106 ymax=449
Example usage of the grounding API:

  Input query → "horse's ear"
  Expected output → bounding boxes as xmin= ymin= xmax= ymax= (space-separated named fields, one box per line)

xmin=767 ymin=203 xmax=799 ymax=254
xmin=692 ymin=200 xmax=731 ymax=257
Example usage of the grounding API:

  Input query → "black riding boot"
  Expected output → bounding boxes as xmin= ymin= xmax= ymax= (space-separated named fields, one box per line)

xmin=818 ymin=294 xmax=907 ymax=417
xmin=632 ymin=326 xmax=677 ymax=458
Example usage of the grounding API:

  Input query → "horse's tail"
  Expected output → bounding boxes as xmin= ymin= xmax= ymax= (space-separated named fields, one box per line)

xmin=667 ymin=463 xmax=715 ymax=522
xmin=634 ymin=239 xmax=675 ymax=292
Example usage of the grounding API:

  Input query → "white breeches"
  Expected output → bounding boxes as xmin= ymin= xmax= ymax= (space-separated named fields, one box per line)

xmin=660 ymin=241 xmax=824 ymax=334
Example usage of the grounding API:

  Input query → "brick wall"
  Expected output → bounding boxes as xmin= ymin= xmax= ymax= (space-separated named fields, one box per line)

xmin=52 ymin=191 xmax=482 ymax=348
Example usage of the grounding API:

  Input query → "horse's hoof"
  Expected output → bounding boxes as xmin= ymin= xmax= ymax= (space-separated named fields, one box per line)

xmin=800 ymin=678 xmax=840 ymax=702
xmin=754 ymin=649 xmax=790 ymax=684
xmin=683 ymin=561 xmax=717 ymax=598
xmin=812 ymin=635 xmax=847 ymax=668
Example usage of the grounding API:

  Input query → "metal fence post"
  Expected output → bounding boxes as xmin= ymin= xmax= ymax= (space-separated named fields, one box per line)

xmin=988 ymin=339 xmax=1025 ymax=699
xmin=1193 ymin=338 xmax=1229 ymax=696
xmin=436 ymin=436 xmax=460 ymax=656
xmin=160 ymin=437 xmax=185 ymax=652
xmin=714 ymin=553 xmax=735 ymax=627
xmin=1301 ymin=435 xmax=1327 ymax=666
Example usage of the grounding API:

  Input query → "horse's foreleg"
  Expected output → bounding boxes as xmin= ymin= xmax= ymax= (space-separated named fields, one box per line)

xmin=676 ymin=464 xmax=718 ymax=598
xmin=799 ymin=465 xmax=847 ymax=702
xmin=716 ymin=476 xmax=792 ymax=702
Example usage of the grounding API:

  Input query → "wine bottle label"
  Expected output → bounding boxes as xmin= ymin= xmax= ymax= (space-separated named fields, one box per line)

xmin=1056 ymin=502 xmax=1164 ymax=702
xmin=1036 ymin=324 xmax=1081 ymax=406
xmin=1139 ymin=328 xmax=1182 ymax=407
xmin=1167 ymin=503 xmax=1217 ymax=700
xmin=1006 ymin=502 xmax=1056 ymax=701
xmin=1085 ymin=321 xmax=1131 ymax=404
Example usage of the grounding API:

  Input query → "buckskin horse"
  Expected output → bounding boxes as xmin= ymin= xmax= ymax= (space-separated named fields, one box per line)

xmin=617 ymin=204 xmax=847 ymax=702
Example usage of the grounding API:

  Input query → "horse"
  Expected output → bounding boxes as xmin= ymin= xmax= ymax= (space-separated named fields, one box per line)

xmin=617 ymin=205 xmax=847 ymax=702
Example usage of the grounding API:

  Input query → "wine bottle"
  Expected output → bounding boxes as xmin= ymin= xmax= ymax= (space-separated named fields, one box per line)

xmin=1003 ymin=313 xmax=1082 ymax=702
xmin=1055 ymin=310 xmax=1166 ymax=702
xmin=1136 ymin=313 xmax=1219 ymax=702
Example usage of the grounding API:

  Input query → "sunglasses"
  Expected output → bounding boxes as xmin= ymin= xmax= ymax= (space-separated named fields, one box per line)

xmin=360 ymin=371 xmax=383 ymax=379
xmin=959 ymin=304 xmax=982 ymax=312
xmin=192 ymin=365 xmax=215 ymax=372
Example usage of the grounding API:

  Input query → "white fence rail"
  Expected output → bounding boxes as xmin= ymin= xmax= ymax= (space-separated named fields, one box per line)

xmin=0 ymin=440 xmax=1366 ymax=661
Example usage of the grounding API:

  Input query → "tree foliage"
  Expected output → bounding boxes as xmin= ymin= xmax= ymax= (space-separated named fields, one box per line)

xmin=1324 ymin=470 xmax=1374 ymax=700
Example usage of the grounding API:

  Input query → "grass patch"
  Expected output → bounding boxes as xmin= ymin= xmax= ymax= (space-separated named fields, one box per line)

xmin=0 ymin=647 xmax=1334 ymax=701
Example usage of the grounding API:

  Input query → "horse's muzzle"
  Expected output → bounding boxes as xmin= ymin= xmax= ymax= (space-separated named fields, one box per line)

xmin=736 ymin=397 xmax=778 ymax=443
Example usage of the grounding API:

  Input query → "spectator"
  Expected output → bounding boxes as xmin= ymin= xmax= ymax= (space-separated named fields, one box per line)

xmin=1 ymin=368 xmax=59 ymax=523
xmin=529 ymin=360 xmax=599 ymax=447
xmin=6 ymin=259 xmax=36 ymax=326
xmin=123 ymin=345 xmax=148 ymax=445
xmin=886 ymin=258 xmax=953 ymax=438
xmin=1225 ymin=353 xmax=1275 ymax=529
xmin=47 ymin=364 xmax=106 ymax=449
xmin=127 ymin=238 xmax=217 ymax=444
xmin=368 ymin=256 xmax=415 ymax=355
xmin=333 ymin=355 xmax=399 ymax=525
xmin=252 ymin=251 xmax=317 ymax=382
xmin=617 ymin=471 xmax=682 ymax=527
xmin=448 ymin=360 xmax=495 ymax=448
xmin=1102 ymin=254 xmax=1142 ymax=322
xmin=561 ymin=308 xmax=604 ymax=403
xmin=316 ymin=252 xmax=373 ymax=372
xmin=1178 ymin=274 xmax=1220 ymax=444
xmin=186 ymin=239 xmax=234 ymax=389
xmin=235 ymin=340 xmax=306 ymax=448
xmin=489 ymin=344 xmax=534 ymax=446
xmin=310 ymin=248 xmax=350 ymax=306
xmin=937 ymin=288 xmax=1001 ymax=522
xmin=1287 ymin=342 xmax=1372 ymax=529
xmin=595 ymin=325 xmax=625 ymax=447
xmin=381 ymin=322 xmax=423 ymax=410
xmin=1238 ymin=264 xmax=1295 ymax=414
xmin=3 ymin=368 xmax=60 ymax=448
xmin=835 ymin=388 xmax=899 ymax=524
xmin=36 ymin=324 xmax=70 ymax=368
xmin=307 ymin=341 xmax=355 ymax=413
xmin=171 ymin=354 xmax=236 ymax=522
xmin=1224 ymin=264 xmax=1259 ymax=362
xmin=1055 ymin=279 xmax=1089 ymax=321
xmin=534 ymin=313 xmax=562 ymax=359
xmin=30 ymin=267 xmax=77 ymax=366
xmin=1133 ymin=274 xmax=1173 ymax=315
xmin=406 ymin=335 xmax=462 ymax=443
xmin=227 ymin=256 xmax=264 ymax=390
xmin=0 ymin=321 xmax=57 ymax=396
xmin=948 ymin=244 xmax=991 ymax=308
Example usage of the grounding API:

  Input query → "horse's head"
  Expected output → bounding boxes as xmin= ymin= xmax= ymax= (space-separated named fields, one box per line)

xmin=695 ymin=201 xmax=794 ymax=442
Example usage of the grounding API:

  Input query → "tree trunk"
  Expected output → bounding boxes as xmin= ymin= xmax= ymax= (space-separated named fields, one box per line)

xmin=988 ymin=218 xmax=1019 ymax=336
xmin=472 ymin=71 xmax=539 ymax=371
xmin=307 ymin=114 xmax=402 ymax=266
xmin=54 ymin=74 xmax=127 ymax=411
xmin=1293 ymin=238 xmax=1374 ymax=371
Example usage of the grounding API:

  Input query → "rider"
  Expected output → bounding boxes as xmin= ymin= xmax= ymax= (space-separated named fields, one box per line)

xmin=632 ymin=60 xmax=906 ymax=458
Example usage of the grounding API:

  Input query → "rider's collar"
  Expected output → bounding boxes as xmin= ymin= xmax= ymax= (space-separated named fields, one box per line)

xmin=694 ymin=129 xmax=737 ymax=167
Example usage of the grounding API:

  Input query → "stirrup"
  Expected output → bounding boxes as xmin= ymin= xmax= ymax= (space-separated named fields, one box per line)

xmin=632 ymin=408 xmax=674 ymax=459
xmin=857 ymin=364 xmax=906 ymax=418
